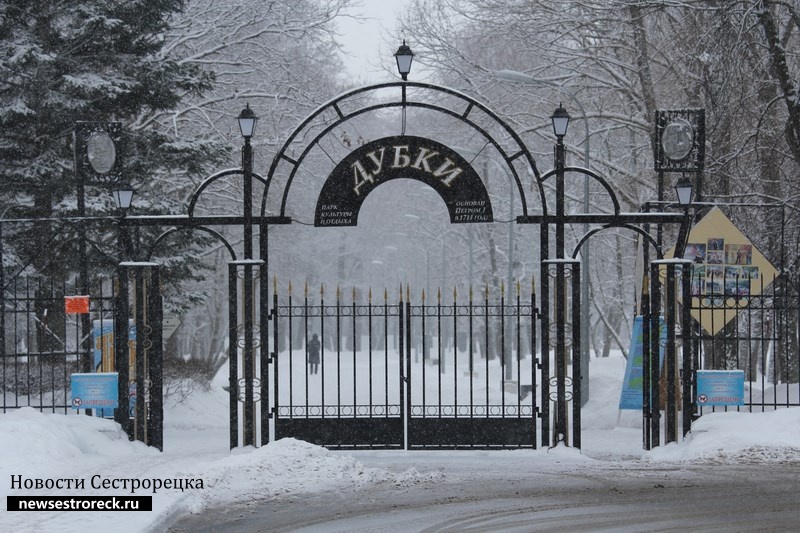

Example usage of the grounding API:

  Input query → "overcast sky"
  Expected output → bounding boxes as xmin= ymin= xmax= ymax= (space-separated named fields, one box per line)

xmin=338 ymin=0 xmax=414 ymax=84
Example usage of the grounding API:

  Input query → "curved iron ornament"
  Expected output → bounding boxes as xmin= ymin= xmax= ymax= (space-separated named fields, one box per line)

xmin=530 ymin=165 xmax=681 ymax=256
xmin=549 ymin=376 xmax=574 ymax=402
xmin=237 ymin=378 xmax=262 ymax=402
xmin=540 ymin=166 xmax=622 ymax=217
xmin=188 ymin=168 xmax=269 ymax=217
xmin=573 ymin=223 xmax=664 ymax=261
xmin=143 ymin=168 xmax=271 ymax=261
xmin=261 ymin=81 xmax=545 ymax=221
xmin=147 ymin=225 xmax=237 ymax=262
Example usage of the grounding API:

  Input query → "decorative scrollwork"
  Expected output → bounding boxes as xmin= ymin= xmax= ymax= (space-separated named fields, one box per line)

xmin=236 ymin=267 xmax=261 ymax=280
xmin=236 ymin=378 xmax=262 ymax=402
xmin=547 ymin=323 xmax=573 ymax=347
xmin=548 ymin=324 xmax=558 ymax=347
xmin=548 ymin=376 xmax=574 ymax=402
xmin=546 ymin=263 xmax=575 ymax=279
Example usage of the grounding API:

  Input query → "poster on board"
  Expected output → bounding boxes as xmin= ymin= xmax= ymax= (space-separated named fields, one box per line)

xmin=619 ymin=316 xmax=666 ymax=410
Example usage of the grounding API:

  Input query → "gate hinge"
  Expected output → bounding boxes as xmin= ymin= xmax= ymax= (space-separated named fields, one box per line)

xmin=533 ymin=357 xmax=541 ymax=369
xmin=269 ymin=351 xmax=277 ymax=363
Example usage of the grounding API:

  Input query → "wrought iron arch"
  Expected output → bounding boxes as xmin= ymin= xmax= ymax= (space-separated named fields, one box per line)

xmin=260 ymin=81 xmax=546 ymax=222
xmin=571 ymin=223 xmax=663 ymax=260
xmin=540 ymin=166 xmax=622 ymax=217
xmin=146 ymin=226 xmax=237 ymax=262
xmin=188 ymin=168 xmax=268 ymax=218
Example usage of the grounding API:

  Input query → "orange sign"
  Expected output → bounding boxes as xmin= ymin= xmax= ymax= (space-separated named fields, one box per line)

xmin=65 ymin=295 xmax=90 ymax=314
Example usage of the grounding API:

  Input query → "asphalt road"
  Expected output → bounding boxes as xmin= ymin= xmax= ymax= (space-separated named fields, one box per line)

xmin=168 ymin=454 xmax=800 ymax=532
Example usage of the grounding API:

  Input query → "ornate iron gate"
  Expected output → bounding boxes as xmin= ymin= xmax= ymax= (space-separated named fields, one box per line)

xmin=272 ymin=286 xmax=404 ymax=449
xmin=405 ymin=286 xmax=538 ymax=448
xmin=271 ymin=283 xmax=539 ymax=449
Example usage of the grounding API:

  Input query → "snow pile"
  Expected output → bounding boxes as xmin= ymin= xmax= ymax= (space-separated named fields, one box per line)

xmin=647 ymin=407 xmax=800 ymax=464
xmin=0 ymin=405 xmax=437 ymax=533
xmin=182 ymin=438 xmax=389 ymax=512
xmin=0 ymin=407 xmax=155 ymax=465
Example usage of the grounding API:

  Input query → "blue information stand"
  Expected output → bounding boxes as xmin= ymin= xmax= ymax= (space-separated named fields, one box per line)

xmin=619 ymin=316 xmax=666 ymax=410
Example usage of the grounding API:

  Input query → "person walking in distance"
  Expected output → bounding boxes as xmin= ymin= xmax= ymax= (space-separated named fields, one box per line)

xmin=308 ymin=333 xmax=321 ymax=375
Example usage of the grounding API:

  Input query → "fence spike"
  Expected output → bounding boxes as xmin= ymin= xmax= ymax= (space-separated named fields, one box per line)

xmin=517 ymin=279 xmax=521 ymax=296
xmin=399 ymin=284 xmax=404 ymax=303
xmin=288 ymin=280 xmax=293 ymax=296
xmin=273 ymin=275 xmax=277 ymax=293
xmin=485 ymin=283 xmax=489 ymax=300
xmin=437 ymin=287 xmax=441 ymax=302
xmin=422 ymin=288 xmax=426 ymax=302
xmin=453 ymin=286 xmax=458 ymax=300
xmin=336 ymin=284 xmax=341 ymax=300
xmin=469 ymin=285 xmax=473 ymax=302
xmin=320 ymin=283 xmax=324 ymax=298
xmin=368 ymin=287 xmax=372 ymax=302
xmin=531 ymin=277 xmax=536 ymax=297
xmin=501 ymin=280 xmax=505 ymax=296
xmin=384 ymin=287 xmax=388 ymax=301
xmin=406 ymin=284 xmax=410 ymax=302
xmin=304 ymin=281 xmax=308 ymax=298
xmin=352 ymin=286 xmax=356 ymax=300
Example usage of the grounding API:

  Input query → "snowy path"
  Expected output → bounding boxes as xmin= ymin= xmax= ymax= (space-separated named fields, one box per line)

xmin=168 ymin=452 xmax=800 ymax=532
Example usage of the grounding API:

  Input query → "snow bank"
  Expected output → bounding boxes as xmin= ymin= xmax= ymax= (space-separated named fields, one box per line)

xmin=647 ymin=407 xmax=800 ymax=463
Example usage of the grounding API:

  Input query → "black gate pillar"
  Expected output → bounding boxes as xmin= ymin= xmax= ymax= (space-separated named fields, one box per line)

xmin=228 ymin=259 xmax=265 ymax=449
xmin=648 ymin=259 xmax=692 ymax=447
xmin=680 ymin=259 xmax=695 ymax=438
xmin=114 ymin=262 xmax=163 ymax=451
xmin=543 ymin=258 xmax=581 ymax=448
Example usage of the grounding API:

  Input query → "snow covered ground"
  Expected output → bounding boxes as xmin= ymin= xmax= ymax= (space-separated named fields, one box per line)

xmin=2 ymin=354 xmax=800 ymax=532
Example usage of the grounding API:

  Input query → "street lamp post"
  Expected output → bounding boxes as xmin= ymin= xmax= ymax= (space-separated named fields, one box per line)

xmin=492 ymin=69 xmax=592 ymax=405
xmin=395 ymin=41 xmax=414 ymax=135
xmin=112 ymin=183 xmax=135 ymax=258
xmin=238 ymin=105 xmax=257 ymax=260
xmin=551 ymin=104 xmax=570 ymax=444
xmin=237 ymin=104 xmax=258 ymax=446
xmin=673 ymin=176 xmax=694 ymax=259
xmin=111 ymin=182 xmax=134 ymax=438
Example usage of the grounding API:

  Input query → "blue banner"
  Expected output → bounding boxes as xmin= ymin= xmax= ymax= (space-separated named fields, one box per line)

xmin=619 ymin=316 xmax=666 ymax=410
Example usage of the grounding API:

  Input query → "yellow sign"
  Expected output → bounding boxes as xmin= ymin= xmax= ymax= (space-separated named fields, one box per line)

xmin=668 ymin=207 xmax=777 ymax=336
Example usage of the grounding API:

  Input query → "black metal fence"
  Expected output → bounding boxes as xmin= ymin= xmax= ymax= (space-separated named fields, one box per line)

xmin=271 ymin=283 xmax=540 ymax=449
xmin=1 ymin=277 xmax=116 ymax=413
xmin=688 ymin=272 xmax=800 ymax=413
